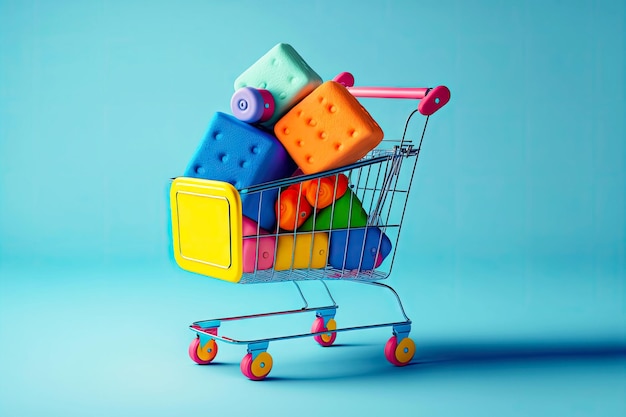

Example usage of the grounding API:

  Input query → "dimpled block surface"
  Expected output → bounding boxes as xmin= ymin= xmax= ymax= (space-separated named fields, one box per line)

xmin=274 ymin=81 xmax=384 ymax=175
xmin=242 ymin=216 xmax=275 ymax=273
xmin=184 ymin=112 xmax=297 ymax=230
xmin=328 ymin=227 xmax=392 ymax=271
xmin=274 ymin=232 xmax=329 ymax=270
xmin=234 ymin=43 xmax=322 ymax=127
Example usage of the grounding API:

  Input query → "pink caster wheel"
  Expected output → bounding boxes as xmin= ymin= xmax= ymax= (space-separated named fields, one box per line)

xmin=231 ymin=87 xmax=275 ymax=123
xmin=311 ymin=316 xmax=337 ymax=347
xmin=188 ymin=337 xmax=218 ymax=365
xmin=384 ymin=335 xmax=415 ymax=366
xmin=240 ymin=351 xmax=273 ymax=381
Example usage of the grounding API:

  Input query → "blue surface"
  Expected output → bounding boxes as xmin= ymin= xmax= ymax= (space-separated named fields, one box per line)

xmin=183 ymin=111 xmax=296 ymax=230
xmin=0 ymin=1 xmax=624 ymax=416
xmin=328 ymin=227 xmax=392 ymax=270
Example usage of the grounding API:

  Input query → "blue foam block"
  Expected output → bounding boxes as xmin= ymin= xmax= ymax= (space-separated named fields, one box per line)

xmin=328 ymin=227 xmax=392 ymax=271
xmin=184 ymin=112 xmax=297 ymax=230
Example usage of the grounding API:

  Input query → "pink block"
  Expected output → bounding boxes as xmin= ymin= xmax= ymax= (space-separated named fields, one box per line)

xmin=242 ymin=216 xmax=276 ymax=273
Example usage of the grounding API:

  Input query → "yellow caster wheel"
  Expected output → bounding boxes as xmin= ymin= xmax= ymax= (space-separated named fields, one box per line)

xmin=240 ymin=351 xmax=273 ymax=380
xmin=189 ymin=337 xmax=218 ymax=364
xmin=384 ymin=335 xmax=415 ymax=366
xmin=312 ymin=317 xmax=337 ymax=347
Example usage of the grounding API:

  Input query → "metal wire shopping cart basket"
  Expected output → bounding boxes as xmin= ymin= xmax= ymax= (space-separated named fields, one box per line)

xmin=169 ymin=80 xmax=450 ymax=380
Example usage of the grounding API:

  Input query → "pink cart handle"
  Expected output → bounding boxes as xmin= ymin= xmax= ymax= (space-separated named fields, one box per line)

xmin=333 ymin=72 xmax=450 ymax=116
xmin=347 ymin=86 xmax=430 ymax=99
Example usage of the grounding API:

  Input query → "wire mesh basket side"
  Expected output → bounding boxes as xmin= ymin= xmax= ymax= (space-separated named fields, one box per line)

xmin=238 ymin=145 xmax=419 ymax=283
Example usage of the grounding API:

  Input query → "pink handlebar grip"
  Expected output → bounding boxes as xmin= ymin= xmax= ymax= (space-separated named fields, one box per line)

xmin=417 ymin=85 xmax=450 ymax=116
xmin=333 ymin=71 xmax=355 ymax=87
xmin=333 ymin=72 xmax=450 ymax=116
xmin=346 ymin=86 xmax=430 ymax=100
xmin=348 ymin=85 xmax=450 ymax=115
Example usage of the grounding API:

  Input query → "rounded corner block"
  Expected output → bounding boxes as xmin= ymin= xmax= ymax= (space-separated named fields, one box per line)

xmin=170 ymin=177 xmax=243 ymax=283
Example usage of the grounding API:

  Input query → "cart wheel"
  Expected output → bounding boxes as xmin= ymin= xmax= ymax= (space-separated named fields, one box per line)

xmin=189 ymin=337 xmax=218 ymax=365
xmin=384 ymin=335 xmax=415 ymax=366
xmin=240 ymin=351 xmax=273 ymax=380
xmin=231 ymin=87 xmax=275 ymax=123
xmin=312 ymin=317 xmax=337 ymax=347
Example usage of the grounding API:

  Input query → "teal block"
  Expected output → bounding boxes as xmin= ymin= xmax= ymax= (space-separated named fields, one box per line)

xmin=234 ymin=43 xmax=323 ymax=127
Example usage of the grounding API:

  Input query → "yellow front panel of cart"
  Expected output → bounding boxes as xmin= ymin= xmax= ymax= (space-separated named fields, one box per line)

xmin=170 ymin=177 xmax=243 ymax=283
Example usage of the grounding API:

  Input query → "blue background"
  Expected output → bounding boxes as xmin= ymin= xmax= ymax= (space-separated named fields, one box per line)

xmin=1 ymin=0 xmax=624 ymax=416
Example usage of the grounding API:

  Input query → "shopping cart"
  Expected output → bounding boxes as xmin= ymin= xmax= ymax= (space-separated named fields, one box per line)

xmin=169 ymin=75 xmax=450 ymax=380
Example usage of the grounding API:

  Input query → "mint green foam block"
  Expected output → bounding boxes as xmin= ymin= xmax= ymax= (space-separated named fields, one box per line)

xmin=299 ymin=189 xmax=369 ymax=232
xmin=234 ymin=43 xmax=323 ymax=127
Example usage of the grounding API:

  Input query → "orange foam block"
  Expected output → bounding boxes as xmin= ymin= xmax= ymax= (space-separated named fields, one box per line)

xmin=274 ymin=81 xmax=384 ymax=175
xmin=303 ymin=173 xmax=349 ymax=209
xmin=275 ymin=187 xmax=313 ymax=231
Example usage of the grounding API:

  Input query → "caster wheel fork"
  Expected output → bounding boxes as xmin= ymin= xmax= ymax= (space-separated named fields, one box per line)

xmin=240 ymin=341 xmax=272 ymax=381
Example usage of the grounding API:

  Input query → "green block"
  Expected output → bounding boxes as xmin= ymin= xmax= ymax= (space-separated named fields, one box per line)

xmin=299 ymin=189 xmax=368 ymax=232
xmin=234 ymin=43 xmax=323 ymax=126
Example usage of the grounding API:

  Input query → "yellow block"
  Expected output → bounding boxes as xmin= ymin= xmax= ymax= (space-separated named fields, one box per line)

xmin=170 ymin=177 xmax=243 ymax=283
xmin=274 ymin=232 xmax=329 ymax=270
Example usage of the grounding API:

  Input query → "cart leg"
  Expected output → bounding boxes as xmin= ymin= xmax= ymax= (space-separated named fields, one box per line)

xmin=241 ymin=341 xmax=273 ymax=380
xmin=384 ymin=323 xmax=416 ymax=366
xmin=312 ymin=308 xmax=337 ymax=347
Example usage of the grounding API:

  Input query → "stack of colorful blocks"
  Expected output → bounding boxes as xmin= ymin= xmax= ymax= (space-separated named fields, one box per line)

xmin=182 ymin=43 xmax=392 ymax=274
